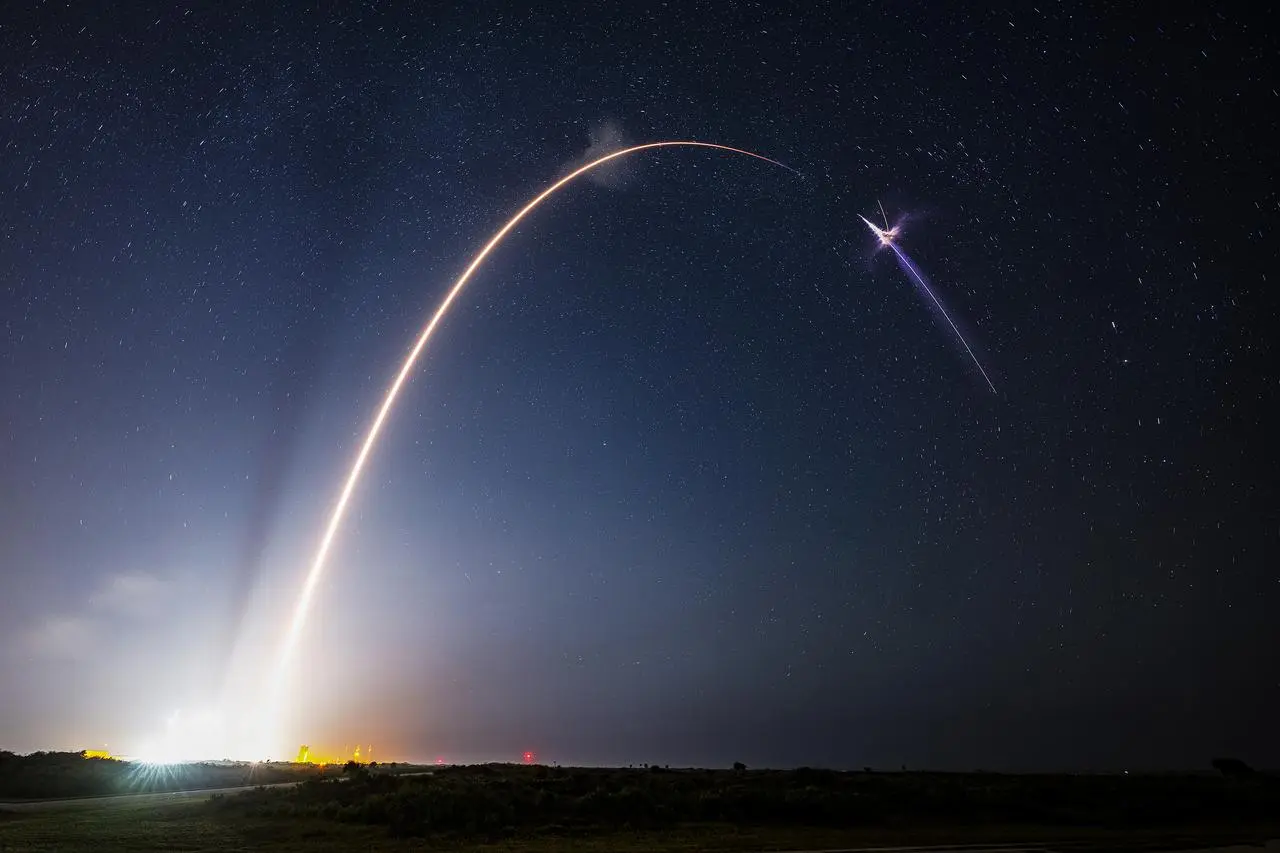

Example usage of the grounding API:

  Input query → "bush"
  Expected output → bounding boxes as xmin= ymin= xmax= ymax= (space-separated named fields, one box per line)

xmin=1212 ymin=758 xmax=1255 ymax=778
xmin=203 ymin=762 xmax=1280 ymax=841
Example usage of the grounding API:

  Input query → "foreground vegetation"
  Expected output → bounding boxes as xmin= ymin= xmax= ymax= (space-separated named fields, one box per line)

xmin=2 ymin=756 xmax=1278 ymax=851
xmin=212 ymin=762 xmax=1280 ymax=841
xmin=3 ymin=800 xmax=1279 ymax=853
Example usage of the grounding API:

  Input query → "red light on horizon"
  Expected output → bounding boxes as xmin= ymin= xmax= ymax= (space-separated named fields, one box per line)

xmin=435 ymin=757 xmax=444 ymax=765
xmin=523 ymin=751 xmax=535 ymax=764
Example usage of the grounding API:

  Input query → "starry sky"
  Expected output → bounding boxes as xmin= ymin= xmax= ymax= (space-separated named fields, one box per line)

xmin=2 ymin=4 xmax=1276 ymax=771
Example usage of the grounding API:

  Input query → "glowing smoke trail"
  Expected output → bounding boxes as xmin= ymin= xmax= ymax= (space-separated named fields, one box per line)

xmin=858 ymin=214 xmax=997 ymax=394
xmin=260 ymin=142 xmax=799 ymax=749
xmin=889 ymin=243 xmax=997 ymax=394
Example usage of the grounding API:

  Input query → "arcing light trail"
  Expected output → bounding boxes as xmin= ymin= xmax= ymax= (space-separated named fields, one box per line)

xmin=858 ymin=213 xmax=997 ymax=394
xmin=259 ymin=142 xmax=800 ymax=752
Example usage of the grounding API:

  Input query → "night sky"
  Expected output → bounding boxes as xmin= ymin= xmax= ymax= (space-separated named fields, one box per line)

xmin=2 ymin=4 xmax=1276 ymax=772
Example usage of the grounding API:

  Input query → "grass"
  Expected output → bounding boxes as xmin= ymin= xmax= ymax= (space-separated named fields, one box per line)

xmin=2 ymin=804 xmax=1279 ymax=853
xmin=0 ymin=801 xmax=357 ymax=852
xmin=3 ymin=762 xmax=1279 ymax=852
xmin=210 ymin=763 xmax=1280 ymax=836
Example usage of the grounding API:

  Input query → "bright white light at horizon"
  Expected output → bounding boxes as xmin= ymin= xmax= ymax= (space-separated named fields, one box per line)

xmin=134 ymin=708 xmax=228 ymax=764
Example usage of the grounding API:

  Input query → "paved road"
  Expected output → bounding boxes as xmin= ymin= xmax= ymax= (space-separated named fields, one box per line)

xmin=0 ymin=779 xmax=301 ymax=812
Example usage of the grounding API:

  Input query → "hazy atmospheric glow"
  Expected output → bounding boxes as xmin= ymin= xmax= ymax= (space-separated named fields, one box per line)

xmin=134 ymin=709 xmax=227 ymax=764
xmin=258 ymin=142 xmax=800 ymax=757
xmin=4 ymin=4 xmax=1271 ymax=774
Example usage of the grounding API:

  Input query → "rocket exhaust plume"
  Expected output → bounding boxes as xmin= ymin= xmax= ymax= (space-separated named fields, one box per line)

xmin=857 ymin=212 xmax=997 ymax=394
xmin=259 ymin=142 xmax=800 ymax=750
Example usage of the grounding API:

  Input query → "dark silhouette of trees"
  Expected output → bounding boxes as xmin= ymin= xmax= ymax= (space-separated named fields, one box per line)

xmin=1212 ymin=757 xmax=1255 ymax=778
xmin=343 ymin=760 xmax=371 ymax=782
xmin=209 ymin=762 xmax=1280 ymax=840
xmin=0 ymin=751 xmax=312 ymax=799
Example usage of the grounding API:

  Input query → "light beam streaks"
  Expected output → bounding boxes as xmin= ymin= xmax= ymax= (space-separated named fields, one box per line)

xmin=262 ymin=142 xmax=800 ymax=752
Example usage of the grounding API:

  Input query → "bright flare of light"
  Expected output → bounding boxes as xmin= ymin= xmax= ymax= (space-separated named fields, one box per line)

xmin=258 ymin=142 xmax=800 ymax=751
xmin=858 ymin=213 xmax=899 ymax=248
xmin=134 ymin=709 xmax=226 ymax=764
xmin=858 ymin=212 xmax=997 ymax=394
xmin=134 ymin=698 xmax=277 ymax=764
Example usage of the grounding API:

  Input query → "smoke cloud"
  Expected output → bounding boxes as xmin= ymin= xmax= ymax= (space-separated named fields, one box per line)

xmin=575 ymin=119 xmax=633 ymax=189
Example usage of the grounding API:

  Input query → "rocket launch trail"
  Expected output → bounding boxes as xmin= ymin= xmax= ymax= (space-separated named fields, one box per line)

xmin=260 ymin=142 xmax=800 ymax=748
xmin=858 ymin=213 xmax=997 ymax=394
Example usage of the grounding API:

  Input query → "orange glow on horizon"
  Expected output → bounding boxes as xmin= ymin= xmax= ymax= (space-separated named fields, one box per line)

xmin=291 ymin=743 xmax=375 ymax=766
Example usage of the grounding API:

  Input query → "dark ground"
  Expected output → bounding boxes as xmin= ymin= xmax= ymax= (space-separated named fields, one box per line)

xmin=210 ymin=762 xmax=1280 ymax=839
xmin=2 ymin=757 xmax=1279 ymax=851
